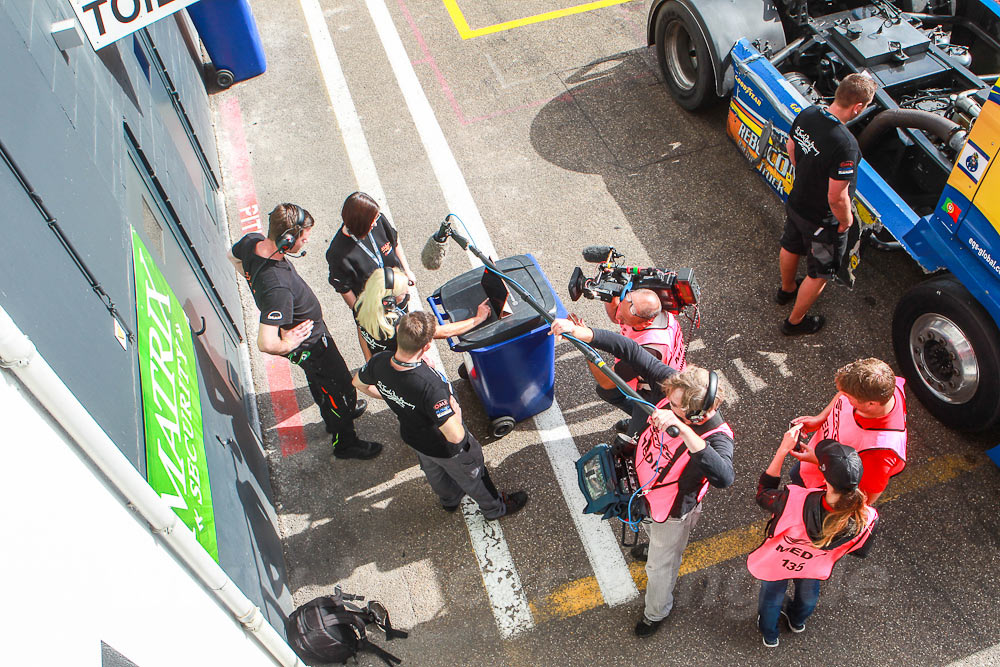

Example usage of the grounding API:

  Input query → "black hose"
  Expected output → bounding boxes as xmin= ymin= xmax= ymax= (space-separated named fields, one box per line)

xmin=857 ymin=108 xmax=962 ymax=155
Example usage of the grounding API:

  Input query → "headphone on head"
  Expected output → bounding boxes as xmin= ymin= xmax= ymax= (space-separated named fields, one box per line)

xmin=276 ymin=204 xmax=306 ymax=254
xmin=684 ymin=370 xmax=718 ymax=424
xmin=381 ymin=266 xmax=397 ymax=312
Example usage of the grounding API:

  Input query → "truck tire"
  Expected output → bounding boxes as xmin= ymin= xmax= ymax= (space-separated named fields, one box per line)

xmin=654 ymin=2 xmax=716 ymax=110
xmin=892 ymin=276 xmax=1000 ymax=431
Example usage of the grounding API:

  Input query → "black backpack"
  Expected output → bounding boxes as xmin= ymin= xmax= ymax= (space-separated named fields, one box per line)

xmin=286 ymin=587 xmax=408 ymax=665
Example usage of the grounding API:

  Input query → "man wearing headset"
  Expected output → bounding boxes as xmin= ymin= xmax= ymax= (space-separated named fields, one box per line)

xmin=228 ymin=203 xmax=383 ymax=461
xmin=550 ymin=319 xmax=735 ymax=638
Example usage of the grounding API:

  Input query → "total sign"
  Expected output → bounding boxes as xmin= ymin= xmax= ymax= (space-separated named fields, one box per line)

xmin=70 ymin=0 xmax=200 ymax=50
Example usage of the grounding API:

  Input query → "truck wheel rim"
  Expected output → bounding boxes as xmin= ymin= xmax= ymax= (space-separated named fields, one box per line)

xmin=909 ymin=313 xmax=978 ymax=404
xmin=664 ymin=20 xmax=698 ymax=92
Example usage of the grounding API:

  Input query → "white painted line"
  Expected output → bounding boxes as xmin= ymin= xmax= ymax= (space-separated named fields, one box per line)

xmin=714 ymin=369 xmax=741 ymax=405
xmin=299 ymin=0 xmax=533 ymax=637
xmin=948 ymin=643 xmax=1000 ymax=666
xmin=759 ymin=351 xmax=792 ymax=377
xmin=732 ymin=357 xmax=767 ymax=393
xmin=688 ymin=338 xmax=706 ymax=352
xmin=360 ymin=0 xmax=638 ymax=614
xmin=534 ymin=401 xmax=639 ymax=606
xmin=461 ymin=497 xmax=534 ymax=638
xmin=362 ymin=0 xmax=498 ymax=262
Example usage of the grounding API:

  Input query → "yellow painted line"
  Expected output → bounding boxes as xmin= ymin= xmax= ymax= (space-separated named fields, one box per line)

xmin=442 ymin=0 xmax=634 ymax=40
xmin=528 ymin=453 xmax=987 ymax=624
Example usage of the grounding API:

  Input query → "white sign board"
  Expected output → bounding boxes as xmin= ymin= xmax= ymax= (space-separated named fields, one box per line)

xmin=70 ymin=0 xmax=201 ymax=50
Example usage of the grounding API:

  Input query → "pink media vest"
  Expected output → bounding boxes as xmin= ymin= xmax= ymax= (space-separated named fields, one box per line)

xmin=747 ymin=485 xmax=877 ymax=581
xmin=619 ymin=311 xmax=686 ymax=390
xmin=798 ymin=377 xmax=908 ymax=489
xmin=634 ymin=397 xmax=733 ymax=522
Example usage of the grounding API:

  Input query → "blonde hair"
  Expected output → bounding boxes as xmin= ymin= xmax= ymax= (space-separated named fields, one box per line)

xmin=813 ymin=488 xmax=870 ymax=548
xmin=354 ymin=268 xmax=407 ymax=342
xmin=835 ymin=357 xmax=895 ymax=403
xmin=661 ymin=365 xmax=724 ymax=412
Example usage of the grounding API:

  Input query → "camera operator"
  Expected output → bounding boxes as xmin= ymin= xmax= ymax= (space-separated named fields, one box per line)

xmin=573 ymin=289 xmax=685 ymax=437
xmin=551 ymin=319 xmax=734 ymax=638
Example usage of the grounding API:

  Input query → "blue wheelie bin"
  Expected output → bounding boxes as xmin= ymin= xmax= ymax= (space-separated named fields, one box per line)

xmin=427 ymin=254 xmax=566 ymax=438
xmin=186 ymin=0 xmax=267 ymax=88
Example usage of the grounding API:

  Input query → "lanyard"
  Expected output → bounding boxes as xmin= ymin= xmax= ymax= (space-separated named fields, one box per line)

xmin=347 ymin=220 xmax=383 ymax=268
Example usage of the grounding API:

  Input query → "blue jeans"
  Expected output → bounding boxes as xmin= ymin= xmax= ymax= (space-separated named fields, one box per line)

xmin=757 ymin=579 xmax=820 ymax=642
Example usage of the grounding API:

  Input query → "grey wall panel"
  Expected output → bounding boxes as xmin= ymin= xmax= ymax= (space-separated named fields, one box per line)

xmin=1 ymin=0 xmax=288 ymax=623
xmin=0 ymin=168 xmax=144 ymax=470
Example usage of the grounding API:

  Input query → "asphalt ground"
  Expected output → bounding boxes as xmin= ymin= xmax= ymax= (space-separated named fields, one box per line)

xmin=214 ymin=0 xmax=1000 ymax=664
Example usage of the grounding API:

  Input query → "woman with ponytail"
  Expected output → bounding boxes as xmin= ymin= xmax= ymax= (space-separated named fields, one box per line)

xmin=354 ymin=267 xmax=491 ymax=359
xmin=747 ymin=431 xmax=879 ymax=648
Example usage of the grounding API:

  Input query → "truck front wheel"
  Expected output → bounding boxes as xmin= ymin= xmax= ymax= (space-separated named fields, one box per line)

xmin=654 ymin=2 xmax=715 ymax=111
xmin=892 ymin=276 xmax=1000 ymax=431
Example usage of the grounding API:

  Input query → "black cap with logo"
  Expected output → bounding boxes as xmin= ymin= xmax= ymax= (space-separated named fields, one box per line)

xmin=815 ymin=439 xmax=864 ymax=491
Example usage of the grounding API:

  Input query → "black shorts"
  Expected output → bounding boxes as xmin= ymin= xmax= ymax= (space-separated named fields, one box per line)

xmin=780 ymin=210 xmax=848 ymax=279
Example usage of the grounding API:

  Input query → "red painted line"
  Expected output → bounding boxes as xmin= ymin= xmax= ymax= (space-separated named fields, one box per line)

xmin=218 ymin=96 xmax=308 ymax=457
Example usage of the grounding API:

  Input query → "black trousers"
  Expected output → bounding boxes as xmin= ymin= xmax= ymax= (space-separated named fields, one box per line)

xmin=296 ymin=335 xmax=358 ymax=447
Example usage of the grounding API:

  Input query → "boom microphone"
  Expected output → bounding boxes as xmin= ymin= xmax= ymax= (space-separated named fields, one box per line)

xmin=421 ymin=220 xmax=452 ymax=270
xmin=582 ymin=245 xmax=614 ymax=263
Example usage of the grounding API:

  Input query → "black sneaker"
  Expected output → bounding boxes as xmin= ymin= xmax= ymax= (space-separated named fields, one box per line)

xmin=630 ymin=542 xmax=649 ymax=561
xmin=498 ymin=491 xmax=528 ymax=518
xmin=634 ymin=615 xmax=663 ymax=638
xmin=334 ymin=439 xmax=383 ymax=460
xmin=442 ymin=503 xmax=461 ymax=513
xmin=780 ymin=609 xmax=805 ymax=633
xmin=775 ymin=278 xmax=803 ymax=305
xmin=781 ymin=314 xmax=825 ymax=336
xmin=613 ymin=418 xmax=631 ymax=434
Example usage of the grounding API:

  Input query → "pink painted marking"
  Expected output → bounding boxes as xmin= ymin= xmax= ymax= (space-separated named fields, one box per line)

xmin=218 ymin=96 xmax=308 ymax=457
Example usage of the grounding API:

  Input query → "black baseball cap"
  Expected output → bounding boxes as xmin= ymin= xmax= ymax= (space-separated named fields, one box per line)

xmin=815 ymin=439 xmax=864 ymax=491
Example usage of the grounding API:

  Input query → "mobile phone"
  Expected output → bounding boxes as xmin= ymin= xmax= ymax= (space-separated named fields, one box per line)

xmin=788 ymin=421 xmax=808 ymax=452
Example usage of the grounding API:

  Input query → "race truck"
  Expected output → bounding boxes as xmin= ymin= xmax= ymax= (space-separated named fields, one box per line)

xmin=647 ymin=0 xmax=1000 ymax=431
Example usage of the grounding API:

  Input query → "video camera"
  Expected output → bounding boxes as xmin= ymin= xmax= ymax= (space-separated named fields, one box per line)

xmin=567 ymin=246 xmax=700 ymax=314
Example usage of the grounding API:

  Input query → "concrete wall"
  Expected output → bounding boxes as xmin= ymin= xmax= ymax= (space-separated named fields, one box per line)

xmin=0 ymin=370 xmax=282 ymax=667
xmin=0 ymin=0 xmax=290 ymax=633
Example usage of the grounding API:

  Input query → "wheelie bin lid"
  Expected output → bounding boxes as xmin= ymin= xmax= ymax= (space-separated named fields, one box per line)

xmin=431 ymin=254 xmax=558 ymax=352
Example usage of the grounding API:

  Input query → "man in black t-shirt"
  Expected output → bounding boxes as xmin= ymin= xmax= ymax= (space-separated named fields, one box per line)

xmin=229 ymin=203 xmax=382 ymax=461
xmin=353 ymin=312 xmax=527 ymax=519
xmin=776 ymin=73 xmax=876 ymax=336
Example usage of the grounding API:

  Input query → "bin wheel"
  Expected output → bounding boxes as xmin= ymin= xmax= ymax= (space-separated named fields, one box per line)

xmin=490 ymin=416 xmax=516 ymax=438
xmin=457 ymin=363 xmax=469 ymax=380
xmin=216 ymin=69 xmax=235 ymax=89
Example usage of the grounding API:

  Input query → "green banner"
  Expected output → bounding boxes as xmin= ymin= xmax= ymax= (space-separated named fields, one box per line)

xmin=131 ymin=228 xmax=218 ymax=561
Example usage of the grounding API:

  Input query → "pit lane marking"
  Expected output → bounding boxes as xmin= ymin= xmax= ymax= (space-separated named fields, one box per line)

xmin=442 ymin=0 xmax=635 ymax=40
xmin=529 ymin=453 xmax=986 ymax=624
xmin=364 ymin=0 xmax=640 ymax=614
xmin=301 ymin=0 xmax=530 ymax=637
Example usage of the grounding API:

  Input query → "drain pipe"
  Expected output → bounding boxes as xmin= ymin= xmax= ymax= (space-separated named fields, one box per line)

xmin=0 ymin=305 xmax=305 ymax=667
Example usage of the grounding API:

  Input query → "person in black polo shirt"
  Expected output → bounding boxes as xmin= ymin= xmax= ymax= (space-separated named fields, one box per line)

xmin=776 ymin=73 xmax=876 ymax=335
xmin=229 ymin=203 xmax=382 ymax=461
xmin=352 ymin=311 xmax=527 ymax=519
xmin=326 ymin=192 xmax=417 ymax=360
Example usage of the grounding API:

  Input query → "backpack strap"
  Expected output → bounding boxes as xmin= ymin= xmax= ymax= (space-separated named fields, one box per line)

xmin=359 ymin=640 xmax=403 ymax=666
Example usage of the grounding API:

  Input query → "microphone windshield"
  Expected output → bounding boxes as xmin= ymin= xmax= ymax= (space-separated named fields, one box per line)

xmin=582 ymin=245 xmax=613 ymax=263
xmin=421 ymin=234 xmax=448 ymax=270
